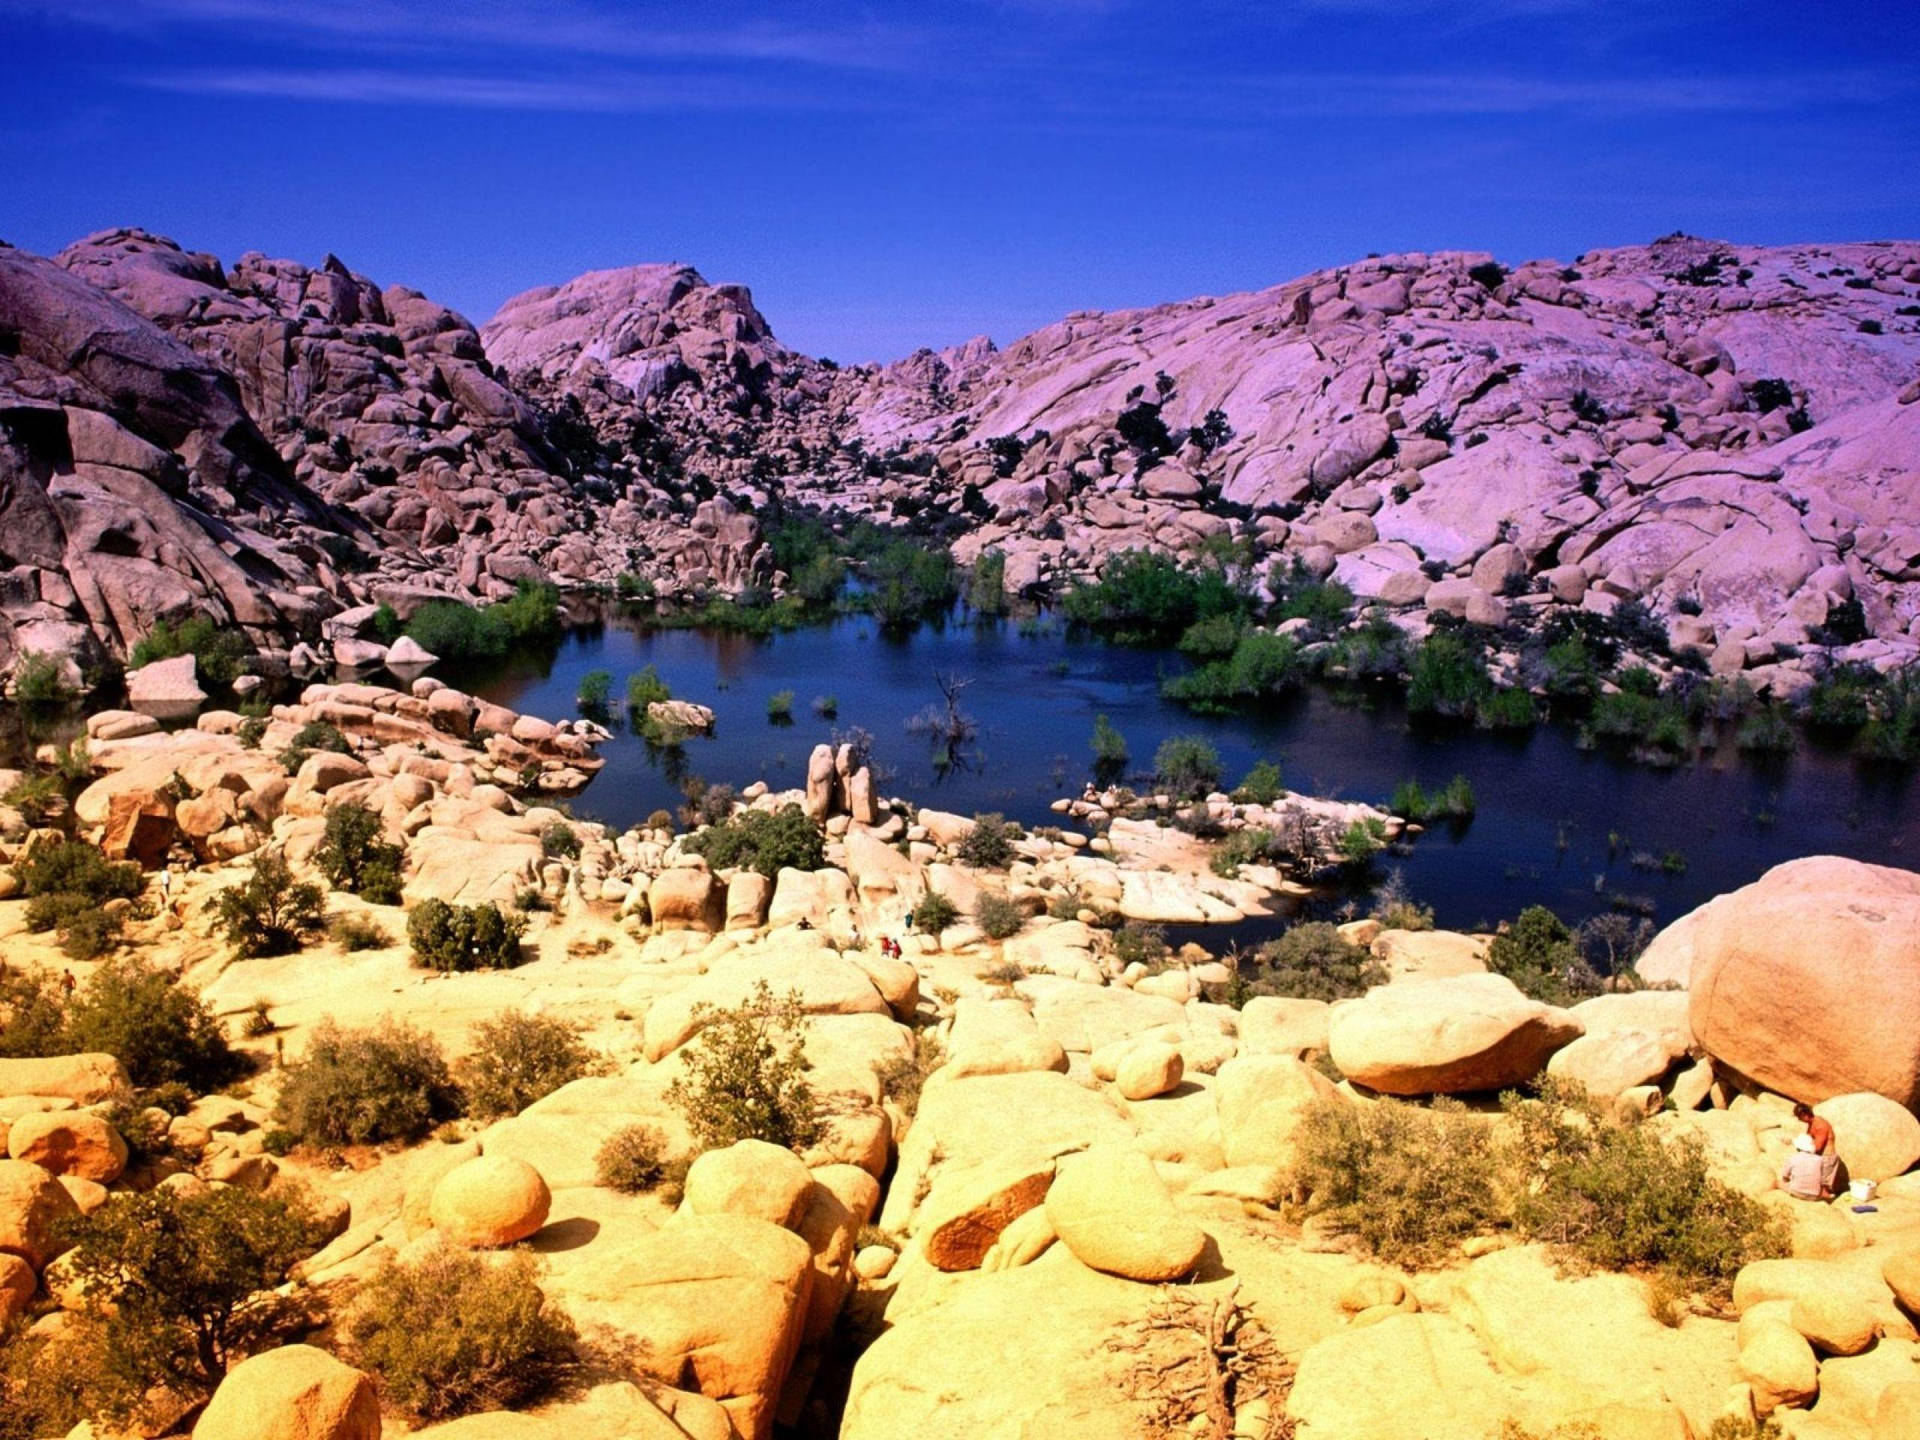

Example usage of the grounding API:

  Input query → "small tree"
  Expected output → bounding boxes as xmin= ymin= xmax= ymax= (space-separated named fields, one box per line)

xmin=313 ymin=802 xmax=405 ymax=904
xmin=1090 ymin=713 xmax=1130 ymax=782
xmin=460 ymin=1012 xmax=599 ymax=1121
xmin=1489 ymin=906 xmax=1602 ymax=1006
xmin=56 ymin=1185 xmax=327 ymax=1412
xmin=63 ymin=957 xmax=241 ymax=1093
xmin=914 ymin=889 xmax=958 ymax=935
xmin=974 ymin=892 xmax=1025 ymax=940
xmin=1154 ymin=734 xmax=1222 ymax=800
xmin=345 ymin=1246 xmax=576 ymax=1421
xmin=576 ymin=669 xmax=612 ymax=715
xmin=273 ymin=1019 xmax=463 ymax=1147
xmin=666 ymin=980 xmax=821 ymax=1152
xmin=681 ymin=803 xmax=825 ymax=879
xmin=407 ymin=899 xmax=528 ymax=972
xmin=957 ymin=813 xmax=1019 ymax=869
xmin=211 ymin=852 xmax=327 ymax=958
xmin=1232 ymin=760 xmax=1283 ymax=806
xmin=1248 ymin=923 xmax=1384 ymax=1001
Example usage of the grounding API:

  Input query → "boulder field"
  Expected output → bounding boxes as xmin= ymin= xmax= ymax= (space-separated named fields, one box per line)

xmin=4 ymin=670 xmax=1920 ymax=1440
xmin=6 ymin=228 xmax=1920 ymax=691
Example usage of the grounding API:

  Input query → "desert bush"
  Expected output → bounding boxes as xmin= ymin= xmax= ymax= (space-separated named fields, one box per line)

xmin=1290 ymin=1095 xmax=1505 ymax=1263
xmin=314 ymin=802 xmax=405 ymax=903
xmin=1154 ymin=733 xmax=1222 ymax=799
xmin=407 ymin=898 xmax=528 ymax=972
xmin=666 ymin=980 xmax=820 ymax=1152
xmin=1370 ymin=870 xmax=1434 ymax=931
xmin=273 ymin=1019 xmax=462 ymax=1147
xmin=626 ymin=664 xmax=672 ymax=717
xmin=1162 ymin=631 xmax=1303 ymax=713
xmin=575 ymin=669 xmax=612 ymax=714
xmin=460 ymin=1011 xmax=599 ymax=1121
xmin=1211 ymin=826 xmax=1282 ymax=878
xmin=1488 ymin=905 xmax=1602 ymax=1006
xmin=330 ymin=912 xmax=391 ymax=952
xmin=540 ymin=820 xmax=580 ymax=859
xmin=1112 ymin=920 xmax=1169 ymax=970
xmin=1390 ymin=774 xmax=1475 ymax=822
xmin=346 ymin=1245 xmax=576 ymax=1421
xmin=875 ymin=1029 xmax=946 ymax=1120
xmin=1231 ymin=759 xmax=1284 ymax=806
xmin=1090 ymin=712 xmax=1130 ymax=779
xmin=1248 ymin=923 xmax=1384 ymax=1001
xmin=17 ymin=835 xmax=143 ymax=959
xmin=595 ymin=1123 xmax=688 ymax=1198
xmin=1507 ymin=1080 xmax=1785 ymax=1289
xmin=0 ymin=968 xmax=67 ymax=1058
xmin=64 ymin=957 xmax=242 ymax=1092
xmin=11 ymin=651 xmax=74 ymax=705
xmin=211 ymin=851 xmax=327 ymax=958
xmin=0 ymin=1321 xmax=98 ymax=1440
xmin=957 ymin=812 xmax=1020 ymax=868
xmin=1337 ymin=816 xmax=1388 ymax=865
xmin=129 ymin=615 xmax=251 ymax=688
xmin=276 ymin=720 xmax=351 ymax=775
xmin=914 ymin=888 xmax=959 ymax=935
xmin=974 ymin=892 xmax=1025 ymax=940
xmin=55 ymin=1184 xmax=326 ymax=1413
xmin=1406 ymin=631 xmax=1493 ymax=719
xmin=682 ymin=802 xmax=825 ymax=878
xmin=403 ymin=582 xmax=561 ymax=664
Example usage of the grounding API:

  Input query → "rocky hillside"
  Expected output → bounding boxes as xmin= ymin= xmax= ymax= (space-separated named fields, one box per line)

xmin=2 ymin=228 xmax=1917 ymax=683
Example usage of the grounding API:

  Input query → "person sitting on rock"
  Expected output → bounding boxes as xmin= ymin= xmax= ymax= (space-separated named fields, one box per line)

xmin=1781 ymin=1133 xmax=1833 ymax=1201
xmin=1794 ymin=1102 xmax=1842 ymax=1191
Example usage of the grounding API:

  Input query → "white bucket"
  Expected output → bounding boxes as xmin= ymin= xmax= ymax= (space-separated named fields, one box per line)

xmin=1849 ymin=1179 xmax=1878 ymax=1204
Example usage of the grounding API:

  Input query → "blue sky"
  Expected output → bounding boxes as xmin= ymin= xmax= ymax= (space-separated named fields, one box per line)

xmin=3 ymin=0 xmax=1917 ymax=361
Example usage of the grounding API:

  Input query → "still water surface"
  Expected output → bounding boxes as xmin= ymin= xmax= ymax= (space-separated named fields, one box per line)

xmin=463 ymin=613 xmax=1920 ymax=932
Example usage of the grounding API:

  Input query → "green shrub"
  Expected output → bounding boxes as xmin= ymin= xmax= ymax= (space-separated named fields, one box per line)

xmin=1211 ymin=827 xmax=1281 ymax=878
xmin=63 ymin=957 xmax=241 ymax=1092
xmin=0 ymin=1320 xmax=97 ymax=1440
xmin=211 ymin=852 xmax=327 ymax=958
xmin=16 ymin=836 xmax=143 ymax=961
xmin=1232 ymin=759 xmax=1284 ymax=806
xmin=1488 ymin=906 xmax=1602 ymax=1006
xmin=1247 ymin=923 xmax=1384 ymax=1001
xmin=1338 ymin=816 xmax=1388 ymax=864
xmin=237 ymin=715 xmax=268 ymax=749
xmin=1406 ymin=631 xmax=1492 ymax=718
xmin=273 ymin=1019 xmax=462 ymax=1147
xmin=314 ymin=802 xmax=406 ymax=903
xmin=626 ymin=665 xmax=671 ymax=717
xmin=682 ymin=803 xmax=825 ymax=879
xmin=277 ymin=720 xmax=351 ymax=775
xmin=1270 ymin=557 xmax=1355 ymax=633
xmin=11 ymin=651 xmax=74 ymax=705
xmin=595 ymin=1123 xmax=688 ymax=1198
xmin=1162 ymin=630 xmax=1303 ymax=712
xmin=460 ymin=1011 xmax=599 ymax=1121
xmin=974 ymin=892 xmax=1026 ymax=940
xmin=1154 ymin=733 xmax=1222 ymax=799
xmin=1507 ymin=1081 xmax=1787 ymax=1291
xmin=666 ymin=980 xmax=821 ymax=1151
xmin=54 ymin=1184 xmax=326 ymax=1413
xmin=766 ymin=689 xmax=794 ymax=722
xmin=1370 ymin=870 xmax=1434 ymax=931
xmin=1113 ymin=920 xmax=1169 ymax=970
xmin=0 ymin=969 xmax=67 ymax=1059
xmin=1480 ymin=687 xmax=1538 ymax=729
xmin=129 ymin=615 xmax=251 ymax=688
xmin=540 ymin=820 xmax=580 ymax=859
xmin=346 ymin=1245 xmax=576 ymax=1421
xmin=407 ymin=899 xmax=528 ymax=972
xmin=967 ymin=549 xmax=1010 ymax=616
xmin=1390 ymin=774 xmax=1475 ymax=822
xmin=813 ymin=694 xmax=838 ymax=718
xmin=403 ymin=582 xmax=561 ymax=664
xmin=1290 ymin=1095 xmax=1505 ymax=1263
xmin=957 ymin=812 xmax=1020 ymax=868
xmin=331 ymin=912 xmax=391 ymax=952
xmin=914 ymin=889 xmax=959 ymax=935
xmin=576 ymin=669 xmax=612 ymax=714
xmin=1736 ymin=703 xmax=1797 ymax=753
xmin=1090 ymin=713 xmax=1130 ymax=780
xmin=1062 ymin=548 xmax=1251 ymax=646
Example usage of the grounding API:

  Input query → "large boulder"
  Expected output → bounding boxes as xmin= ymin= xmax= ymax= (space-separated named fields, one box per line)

xmin=0 ymin=1157 xmax=80 ymax=1270
xmin=193 ymin=1344 xmax=380 ymax=1440
xmin=428 ymin=1154 xmax=551 ymax=1248
xmin=648 ymin=867 xmax=724 ymax=933
xmin=0 ymin=1053 xmax=130 ymax=1103
xmin=1683 ymin=857 xmax=1920 ymax=1106
xmin=126 ymin=653 xmax=207 ymax=718
xmin=6 ymin=1110 xmax=129 ymax=1183
xmin=681 ymin=1141 xmax=813 ymax=1230
xmin=0 ymin=1252 xmax=34 ymax=1327
xmin=1814 ymin=1092 xmax=1920 ymax=1182
xmin=1328 ymin=973 xmax=1584 ymax=1095
xmin=1044 ymin=1146 xmax=1206 ymax=1283
xmin=1213 ymin=1054 xmax=1341 ymax=1169
xmin=557 ymin=1214 xmax=811 ymax=1440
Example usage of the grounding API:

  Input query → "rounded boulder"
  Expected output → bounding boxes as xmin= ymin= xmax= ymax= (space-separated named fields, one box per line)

xmin=193 ymin=1344 xmax=380 ymax=1440
xmin=1791 ymin=1289 xmax=1879 ymax=1356
xmin=682 ymin=1140 xmax=814 ymax=1231
xmin=1115 ymin=1043 xmax=1184 ymax=1101
xmin=1684 ymin=857 xmax=1920 ymax=1107
xmin=0 ymin=1157 xmax=81 ymax=1271
xmin=1327 ymin=972 xmax=1584 ymax=1095
xmin=1814 ymin=1091 xmax=1920 ymax=1182
xmin=7 ymin=1109 xmax=129 ymax=1183
xmin=1045 ymin=1145 xmax=1206 ymax=1283
xmin=428 ymin=1154 xmax=551 ymax=1249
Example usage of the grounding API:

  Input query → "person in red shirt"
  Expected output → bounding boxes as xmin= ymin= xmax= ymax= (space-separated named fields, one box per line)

xmin=1794 ymin=1103 xmax=1841 ymax=1194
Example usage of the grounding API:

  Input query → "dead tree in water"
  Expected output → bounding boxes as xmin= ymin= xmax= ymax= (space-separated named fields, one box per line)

xmin=907 ymin=670 xmax=979 ymax=773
